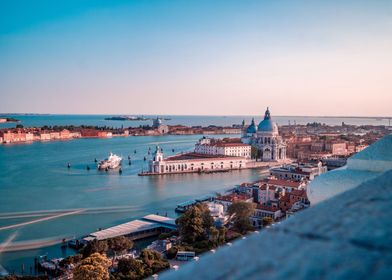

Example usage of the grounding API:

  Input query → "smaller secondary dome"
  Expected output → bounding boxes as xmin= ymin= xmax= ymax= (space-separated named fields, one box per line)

xmin=246 ymin=118 xmax=257 ymax=133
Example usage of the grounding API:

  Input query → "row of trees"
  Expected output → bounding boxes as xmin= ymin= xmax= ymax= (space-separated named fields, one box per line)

xmin=69 ymin=235 xmax=170 ymax=280
xmin=113 ymin=249 xmax=170 ymax=280
xmin=79 ymin=236 xmax=133 ymax=259
xmin=72 ymin=249 xmax=170 ymax=280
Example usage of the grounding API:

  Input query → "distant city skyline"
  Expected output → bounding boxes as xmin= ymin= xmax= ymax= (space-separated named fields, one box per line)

xmin=1 ymin=0 xmax=391 ymax=116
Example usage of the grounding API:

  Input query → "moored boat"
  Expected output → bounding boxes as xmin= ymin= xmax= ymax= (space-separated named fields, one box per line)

xmin=97 ymin=153 xmax=122 ymax=170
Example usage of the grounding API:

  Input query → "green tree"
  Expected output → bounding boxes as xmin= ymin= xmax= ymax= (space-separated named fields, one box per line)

xmin=73 ymin=253 xmax=111 ymax=280
xmin=209 ymin=226 xmax=219 ymax=246
xmin=176 ymin=203 xmax=213 ymax=244
xmin=139 ymin=249 xmax=170 ymax=274
xmin=218 ymin=227 xmax=227 ymax=245
xmin=117 ymin=257 xmax=145 ymax=279
xmin=200 ymin=203 xmax=214 ymax=230
xmin=108 ymin=236 xmax=133 ymax=256
xmin=165 ymin=247 xmax=178 ymax=259
xmin=81 ymin=239 xmax=109 ymax=258
xmin=228 ymin=201 xmax=255 ymax=234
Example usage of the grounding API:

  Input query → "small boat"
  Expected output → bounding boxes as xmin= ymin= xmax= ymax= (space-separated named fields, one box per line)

xmin=97 ymin=153 xmax=122 ymax=170
xmin=67 ymin=163 xmax=71 ymax=168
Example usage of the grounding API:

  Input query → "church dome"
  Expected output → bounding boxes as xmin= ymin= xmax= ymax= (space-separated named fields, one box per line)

xmin=246 ymin=118 xmax=257 ymax=134
xmin=258 ymin=107 xmax=278 ymax=133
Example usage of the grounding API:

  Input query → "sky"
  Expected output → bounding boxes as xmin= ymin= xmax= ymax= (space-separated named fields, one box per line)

xmin=0 ymin=0 xmax=391 ymax=116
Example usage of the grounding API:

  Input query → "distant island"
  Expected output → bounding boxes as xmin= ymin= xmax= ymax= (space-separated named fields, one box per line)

xmin=104 ymin=116 xmax=150 ymax=121
xmin=104 ymin=116 xmax=171 ymax=121
xmin=0 ymin=117 xmax=20 ymax=123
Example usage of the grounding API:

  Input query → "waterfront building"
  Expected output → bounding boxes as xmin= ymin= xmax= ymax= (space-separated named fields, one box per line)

xmin=59 ymin=129 xmax=71 ymax=139
xmin=147 ymin=146 xmax=248 ymax=175
xmin=269 ymin=161 xmax=327 ymax=181
xmin=241 ymin=108 xmax=287 ymax=161
xmin=84 ymin=214 xmax=176 ymax=242
xmin=25 ymin=132 xmax=34 ymax=141
xmin=195 ymin=137 xmax=251 ymax=158
xmin=49 ymin=132 xmax=60 ymax=140
xmin=0 ymin=131 xmax=12 ymax=143
xmin=152 ymin=117 xmax=169 ymax=134
xmin=39 ymin=131 xmax=51 ymax=141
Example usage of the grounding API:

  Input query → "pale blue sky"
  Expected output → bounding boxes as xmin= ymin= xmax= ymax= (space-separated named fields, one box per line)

xmin=0 ymin=0 xmax=391 ymax=116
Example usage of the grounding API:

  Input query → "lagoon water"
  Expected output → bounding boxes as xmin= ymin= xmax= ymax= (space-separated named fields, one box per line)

xmin=0 ymin=133 xmax=264 ymax=273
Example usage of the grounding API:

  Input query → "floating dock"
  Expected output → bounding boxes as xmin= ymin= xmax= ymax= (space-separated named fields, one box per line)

xmin=83 ymin=214 xmax=176 ymax=242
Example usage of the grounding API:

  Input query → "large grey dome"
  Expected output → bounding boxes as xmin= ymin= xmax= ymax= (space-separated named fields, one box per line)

xmin=257 ymin=108 xmax=277 ymax=133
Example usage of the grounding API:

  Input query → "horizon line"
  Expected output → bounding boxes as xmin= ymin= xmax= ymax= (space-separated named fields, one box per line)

xmin=1 ymin=113 xmax=391 ymax=119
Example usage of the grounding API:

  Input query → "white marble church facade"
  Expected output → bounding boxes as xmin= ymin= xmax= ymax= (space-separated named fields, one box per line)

xmin=241 ymin=108 xmax=287 ymax=161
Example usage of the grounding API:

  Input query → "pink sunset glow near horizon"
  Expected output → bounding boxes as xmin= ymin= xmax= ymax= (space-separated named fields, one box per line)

xmin=0 ymin=0 xmax=391 ymax=116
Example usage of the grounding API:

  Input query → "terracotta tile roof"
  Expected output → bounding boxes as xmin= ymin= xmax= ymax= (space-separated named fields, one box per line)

xmin=256 ymin=204 xmax=280 ymax=212
xmin=214 ymin=143 xmax=251 ymax=147
xmin=216 ymin=193 xmax=252 ymax=203
xmin=290 ymin=189 xmax=307 ymax=198
xmin=166 ymin=152 xmax=245 ymax=161
xmin=279 ymin=195 xmax=291 ymax=203
xmin=261 ymin=178 xmax=303 ymax=188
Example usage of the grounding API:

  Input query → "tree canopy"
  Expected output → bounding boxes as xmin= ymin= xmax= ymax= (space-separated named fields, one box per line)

xmin=73 ymin=253 xmax=111 ymax=280
xmin=108 ymin=236 xmax=133 ymax=256
xmin=176 ymin=203 xmax=214 ymax=244
xmin=113 ymin=249 xmax=169 ymax=280
xmin=81 ymin=239 xmax=109 ymax=258
xmin=228 ymin=201 xmax=255 ymax=234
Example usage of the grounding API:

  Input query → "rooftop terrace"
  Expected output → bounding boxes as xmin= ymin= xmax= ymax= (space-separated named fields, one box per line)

xmin=166 ymin=152 xmax=244 ymax=161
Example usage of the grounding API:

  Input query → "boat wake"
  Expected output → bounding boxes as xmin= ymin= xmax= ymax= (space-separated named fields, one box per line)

xmin=0 ymin=209 xmax=84 ymax=231
xmin=0 ymin=205 xmax=141 ymax=221
xmin=0 ymin=235 xmax=74 ymax=253
xmin=0 ymin=232 xmax=18 ymax=254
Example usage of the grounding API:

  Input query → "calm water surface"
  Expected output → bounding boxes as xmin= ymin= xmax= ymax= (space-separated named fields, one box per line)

xmin=0 ymin=134 xmax=264 ymax=272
